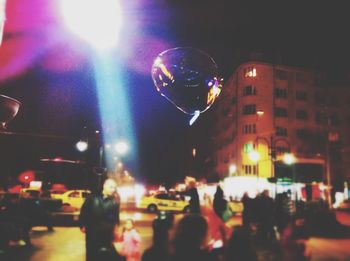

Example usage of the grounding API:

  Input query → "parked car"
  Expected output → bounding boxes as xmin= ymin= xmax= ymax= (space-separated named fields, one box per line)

xmin=52 ymin=190 xmax=91 ymax=210
xmin=137 ymin=192 xmax=190 ymax=213
xmin=0 ymin=191 xmax=61 ymax=230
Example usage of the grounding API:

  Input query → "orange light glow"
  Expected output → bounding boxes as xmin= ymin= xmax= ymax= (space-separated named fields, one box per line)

xmin=207 ymin=85 xmax=221 ymax=105
xmin=158 ymin=63 xmax=174 ymax=81
xmin=192 ymin=148 xmax=196 ymax=157
xmin=244 ymin=67 xmax=257 ymax=78
xmin=257 ymin=110 xmax=264 ymax=116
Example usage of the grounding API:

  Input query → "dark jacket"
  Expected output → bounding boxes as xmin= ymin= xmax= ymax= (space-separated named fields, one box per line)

xmin=79 ymin=194 xmax=121 ymax=261
xmin=79 ymin=194 xmax=120 ymax=229
xmin=187 ymin=187 xmax=201 ymax=214
xmin=213 ymin=187 xmax=227 ymax=220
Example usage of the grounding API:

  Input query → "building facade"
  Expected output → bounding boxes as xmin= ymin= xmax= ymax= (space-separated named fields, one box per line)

xmin=208 ymin=61 xmax=350 ymax=188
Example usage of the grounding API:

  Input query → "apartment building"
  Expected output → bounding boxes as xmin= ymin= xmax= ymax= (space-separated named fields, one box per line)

xmin=208 ymin=61 xmax=350 ymax=188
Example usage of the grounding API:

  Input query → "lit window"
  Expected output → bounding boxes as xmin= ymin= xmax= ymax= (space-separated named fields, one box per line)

xmin=242 ymin=164 xmax=257 ymax=175
xmin=244 ymin=67 xmax=257 ymax=78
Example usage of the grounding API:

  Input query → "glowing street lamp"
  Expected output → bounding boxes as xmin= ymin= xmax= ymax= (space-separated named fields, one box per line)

xmin=117 ymin=162 xmax=123 ymax=169
xmin=283 ymin=153 xmax=296 ymax=165
xmin=229 ymin=164 xmax=237 ymax=175
xmin=76 ymin=140 xmax=88 ymax=152
xmin=256 ymin=110 xmax=265 ymax=116
xmin=115 ymin=141 xmax=128 ymax=155
xmin=248 ymin=150 xmax=260 ymax=163
xmin=192 ymin=148 xmax=197 ymax=158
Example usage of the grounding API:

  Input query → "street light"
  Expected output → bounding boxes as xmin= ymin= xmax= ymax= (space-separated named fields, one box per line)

xmin=115 ymin=141 xmax=128 ymax=155
xmin=192 ymin=148 xmax=197 ymax=158
xmin=76 ymin=140 xmax=88 ymax=152
xmin=229 ymin=164 xmax=237 ymax=175
xmin=117 ymin=162 xmax=123 ymax=169
xmin=283 ymin=153 xmax=296 ymax=165
xmin=256 ymin=110 xmax=265 ymax=116
xmin=75 ymin=126 xmax=89 ymax=152
xmin=254 ymin=135 xmax=294 ymax=198
xmin=248 ymin=150 xmax=260 ymax=163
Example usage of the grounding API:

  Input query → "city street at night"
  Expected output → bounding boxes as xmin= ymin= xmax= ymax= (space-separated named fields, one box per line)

xmin=1 ymin=210 xmax=350 ymax=261
xmin=2 ymin=0 xmax=350 ymax=260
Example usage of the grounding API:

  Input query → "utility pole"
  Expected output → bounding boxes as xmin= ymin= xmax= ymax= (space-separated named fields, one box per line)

xmin=270 ymin=135 xmax=276 ymax=179
xmin=325 ymin=115 xmax=333 ymax=208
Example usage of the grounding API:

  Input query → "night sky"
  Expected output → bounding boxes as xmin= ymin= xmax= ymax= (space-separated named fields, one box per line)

xmin=1 ymin=0 xmax=350 ymax=187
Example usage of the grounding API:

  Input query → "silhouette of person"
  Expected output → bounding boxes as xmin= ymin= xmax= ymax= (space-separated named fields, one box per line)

xmin=225 ymin=225 xmax=257 ymax=261
xmin=79 ymin=178 xmax=121 ymax=261
xmin=142 ymin=212 xmax=174 ymax=261
xmin=169 ymin=214 xmax=219 ymax=261
xmin=185 ymin=177 xmax=201 ymax=214
xmin=242 ymin=192 xmax=253 ymax=228
xmin=256 ymin=190 xmax=275 ymax=244
xmin=213 ymin=185 xmax=228 ymax=221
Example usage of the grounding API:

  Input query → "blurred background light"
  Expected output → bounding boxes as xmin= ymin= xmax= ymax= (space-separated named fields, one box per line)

xmin=76 ymin=140 xmax=88 ymax=152
xmin=60 ymin=0 xmax=122 ymax=51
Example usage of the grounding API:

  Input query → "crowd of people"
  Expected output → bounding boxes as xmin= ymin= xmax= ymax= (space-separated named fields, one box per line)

xmin=0 ymin=177 xmax=313 ymax=260
xmin=78 ymin=178 xmax=311 ymax=261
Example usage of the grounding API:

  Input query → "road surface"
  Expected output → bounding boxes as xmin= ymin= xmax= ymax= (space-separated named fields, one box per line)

xmin=1 ymin=210 xmax=350 ymax=261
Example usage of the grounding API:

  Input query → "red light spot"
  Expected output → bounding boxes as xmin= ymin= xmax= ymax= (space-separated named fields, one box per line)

xmin=18 ymin=170 xmax=35 ymax=183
